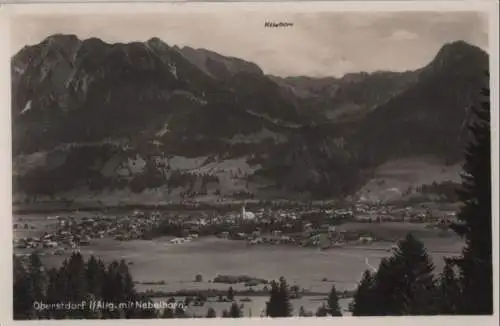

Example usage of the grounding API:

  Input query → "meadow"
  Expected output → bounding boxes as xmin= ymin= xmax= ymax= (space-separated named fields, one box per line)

xmin=13 ymin=213 xmax=463 ymax=317
xmin=150 ymin=295 xmax=353 ymax=317
xmin=32 ymin=235 xmax=461 ymax=293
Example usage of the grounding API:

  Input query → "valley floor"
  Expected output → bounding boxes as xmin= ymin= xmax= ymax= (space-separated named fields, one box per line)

xmin=12 ymin=201 xmax=464 ymax=317
xmin=13 ymin=234 xmax=463 ymax=316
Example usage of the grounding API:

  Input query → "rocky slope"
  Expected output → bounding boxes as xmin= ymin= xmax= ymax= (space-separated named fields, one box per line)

xmin=11 ymin=35 xmax=489 ymax=205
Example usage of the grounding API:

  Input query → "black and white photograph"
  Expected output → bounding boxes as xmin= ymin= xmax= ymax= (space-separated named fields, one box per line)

xmin=3 ymin=1 xmax=498 ymax=321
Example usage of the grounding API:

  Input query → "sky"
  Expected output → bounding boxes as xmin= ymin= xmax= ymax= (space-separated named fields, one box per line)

xmin=10 ymin=11 xmax=489 ymax=77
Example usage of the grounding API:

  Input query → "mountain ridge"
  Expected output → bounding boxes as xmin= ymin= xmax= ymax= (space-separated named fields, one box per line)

xmin=11 ymin=35 xmax=489 ymax=205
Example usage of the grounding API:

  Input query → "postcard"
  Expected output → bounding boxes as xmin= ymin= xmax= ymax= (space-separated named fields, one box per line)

xmin=0 ymin=1 xmax=498 ymax=325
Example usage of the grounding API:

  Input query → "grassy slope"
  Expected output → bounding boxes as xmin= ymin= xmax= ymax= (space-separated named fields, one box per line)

xmin=356 ymin=156 xmax=462 ymax=203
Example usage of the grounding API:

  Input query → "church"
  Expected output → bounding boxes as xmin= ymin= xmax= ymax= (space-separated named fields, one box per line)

xmin=240 ymin=203 xmax=256 ymax=221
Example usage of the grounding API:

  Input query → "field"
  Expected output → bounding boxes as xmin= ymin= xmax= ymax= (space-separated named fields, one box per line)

xmin=337 ymin=221 xmax=461 ymax=243
xmin=356 ymin=156 xmax=462 ymax=202
xmin=150 ymin=295 xmax=353 ymax=317
xmin=16 ymin=232 xmax=463 ymax=294
xmin=13 ymin=213 xmax=464 ymax=316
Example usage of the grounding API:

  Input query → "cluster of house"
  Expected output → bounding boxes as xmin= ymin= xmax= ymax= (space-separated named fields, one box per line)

xmin=13 ymin=202 xmax=458 ymax=254
xmin=203 ymin=206 xmax=371 ymax=249
xmin=352 ymin=203 xmax=458 ymax=224
xmin=243 ymin=226 xmax=374 ymax=249
xmin=14 ymin=211 xmax=164 ymax=253
xmin=168 ymin=233 xmax=199 ymax=244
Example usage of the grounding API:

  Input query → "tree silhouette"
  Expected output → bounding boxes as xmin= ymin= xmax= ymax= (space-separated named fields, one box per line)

xmin=351 ymin=270 xmax=375 ymax=316
xmin=161 ymin=308 xmax=174 ymax=318
xmin=389 ymin=233 xmax=438 ymax=315
xmin=205 ymin=307 xmax=216 ymax=318
xmin=359 ymin=234 xmax=437 ymax=316
xmin=265 ymin=277 xmax=293 ymax=317
xmin=13 ymin=255 xmax=36 ymax=319
xmin=229 ymin=302 xmax=242 ymax=318
xmin=315 ymin=304 xmax=328 ymax=316
xmin=13 ymin=252 xmax=161 ymax=320
xmin=326 ymin=284 xmax=342 ymax=316
xmin=450 ymin=82 xmax=492 ymax=314
xmin=436 ymin=260 xmax=461 ymax=314
xmin=227 ymin=286 xmax=235 ymax=301
xmin=370 ymin=258 xmax=400 ymax=315
xmin=85 ymin=256 xmax=105 ymax=298
xmin=28 ymin=253 xmax=46 ymax=304
xmin=265 ymin=280 xmax=280 ymax=317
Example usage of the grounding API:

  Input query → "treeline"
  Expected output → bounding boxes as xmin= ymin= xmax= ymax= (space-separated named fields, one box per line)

xmin=12 ymin=250 xmax=343 ymax=319
xmin=348 ymin=84 xmax=492 ymax=316
xmin=130 ymin=167 xmax=220 ymax=195
xmin=350 ymin=233 xmax=457 ymax=315
xmin=14 ymin=144 xmax=225 ymax=197
xmin=260 ymin=234 xmax=469 ymax=317
xmin=264 ymin=277 xmax=343 ymax=317
xmin=13 ymin=253 xmax=160 ymax=319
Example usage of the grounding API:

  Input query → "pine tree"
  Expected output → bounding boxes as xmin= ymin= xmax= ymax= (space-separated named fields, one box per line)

xmin=370 ymin=258 xmax=400 ymax=315
xmin=265 ymin=280 xmax=280 ymax=317
xmin=161 ymin=308 xmax=174 ymax=318
xmin=63 ymin=252 xmax=88 ymax=305
xmin=315 ymin=304 xmax=328 ymax=316
xmin=389 ymin=233 xmax=438 ymax=315
xmin=227 ymin=286 xmax=235 ymax=301
xmin=265 ymin=277 xmax=293 ymax=317
xmin=117 ymin=259 xmax=135 ymax=299
xmin=229 ymin=302 xmax=242 ymax=317
xmin=85 ymin=256 xmax=105 ymax=298
xmin=351 ymin=270 xmax=375 ymax=316
xmin=277 ymin=277 xmax=293 ymax=317
xmin=100 ymin=261 xmax=123 ymax=318
xmin=326 ymin=284 xmax=342 ymax=316
xmin=174 ymin=303 xmax=187 ymax=318
xmin=206 ymin=307 xmax=217 ymax=318
xmin=136 ymin=297 xmax=159 ymax=318
xmin=13 ymin=255 xmax=36 ymax=319
xmin=436 ymin=260 xmax=461 ymax=314
xmin=450 ymin=82 xmax=492 ymax=315
xmin=45 ymin=267 xmax=67 ymax=319
xmin=28 ymin=252 xmax=46 ymax=303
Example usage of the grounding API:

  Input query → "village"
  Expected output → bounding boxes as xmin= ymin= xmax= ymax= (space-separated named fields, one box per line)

xmin=13 ymin=202 xmax=458 ymax=256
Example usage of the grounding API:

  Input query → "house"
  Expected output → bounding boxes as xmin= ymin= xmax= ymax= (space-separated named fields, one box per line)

xmin=43 ymin=241 xmax=58 ymax=248
xmin=271 ymin=230 xmax=283 ymax=237
xmin=356 ymin=214 xmax=376 ymax=222
xmin=358 ymin=236 xmax=373 ymax=244
xmin=248 ymin=238 xmax=263 ymax=245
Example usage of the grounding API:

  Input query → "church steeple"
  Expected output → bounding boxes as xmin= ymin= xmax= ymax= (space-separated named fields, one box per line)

xmin=241 ymin=202 xmax=246 ymax=220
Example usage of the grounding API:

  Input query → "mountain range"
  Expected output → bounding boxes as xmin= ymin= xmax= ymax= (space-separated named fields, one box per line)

xmin=11 ymin=35 xmax=489 ymax=206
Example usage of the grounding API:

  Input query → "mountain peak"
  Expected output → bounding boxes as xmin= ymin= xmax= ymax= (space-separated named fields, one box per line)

xmin=176 ymin=46 xmax=264 ymax=79
xmin=42 ymin=33 xmax=80 ymax=45
xmin=441 ymin=40 xmax=480 ymax=51
xmin=431 ymin=40 xmax=488 ymax=69
xmin=146 ymin=37 xmax=170 ymax=50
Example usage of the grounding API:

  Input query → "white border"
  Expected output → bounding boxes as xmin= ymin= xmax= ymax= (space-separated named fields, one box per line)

xmin=0 ymin=1 xmax=498 ymax=326
xmin=3 ymin=0 xmax=499 ymax=13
